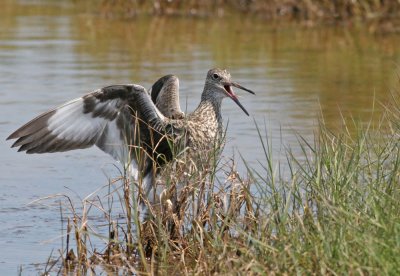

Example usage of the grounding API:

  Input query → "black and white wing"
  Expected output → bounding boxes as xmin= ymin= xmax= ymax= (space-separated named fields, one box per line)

xmin=149 ymin=75 xmax=184 ymax=119
xmin=7 ymin=84 xmax=167 ymax=165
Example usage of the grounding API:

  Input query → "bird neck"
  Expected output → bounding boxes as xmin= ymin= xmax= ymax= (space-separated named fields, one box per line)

xmin=192 ymin=92 xmax=222 ymax=123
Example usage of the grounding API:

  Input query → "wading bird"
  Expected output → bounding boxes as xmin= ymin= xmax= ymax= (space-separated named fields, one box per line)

xmin=7 ymin=68 xmax=254 ymax=206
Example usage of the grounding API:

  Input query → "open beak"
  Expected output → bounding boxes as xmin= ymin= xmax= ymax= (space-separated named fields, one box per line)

xmin=223 ymin=81 xmax=255 ymax=116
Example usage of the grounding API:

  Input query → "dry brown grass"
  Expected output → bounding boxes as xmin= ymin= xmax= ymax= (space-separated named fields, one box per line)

xmin=98 ymin=0 xmax=400 ymax=30
xmin=38 ymin=103 xmax=400 ymax=274
xmin=99 ymin=0 xmax=400 ymax=17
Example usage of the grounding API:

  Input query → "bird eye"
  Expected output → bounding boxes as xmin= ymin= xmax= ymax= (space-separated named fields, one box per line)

xmin=212 ymin=73 xmax=219 ymax=80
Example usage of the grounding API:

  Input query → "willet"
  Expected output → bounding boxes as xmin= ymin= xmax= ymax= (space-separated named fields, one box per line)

xmin=7 ymin=68 xmax=254 ymax=204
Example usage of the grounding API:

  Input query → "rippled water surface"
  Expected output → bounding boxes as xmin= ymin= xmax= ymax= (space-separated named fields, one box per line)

xmin=1 ymin=0 xmax=400 ymax=273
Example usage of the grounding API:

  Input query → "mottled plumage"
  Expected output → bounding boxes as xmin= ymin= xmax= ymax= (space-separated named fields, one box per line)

xmin=7 ymin=69 xmax=254 ymax=194
xmin=149 ymin=74 xmax=184 ymax=120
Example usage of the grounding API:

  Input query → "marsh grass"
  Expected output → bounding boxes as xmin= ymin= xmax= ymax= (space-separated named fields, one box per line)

xmin=38 ymin=102 xmax=400 ymax=275
xmin=98 ymin=0 xmax=400 ymax=32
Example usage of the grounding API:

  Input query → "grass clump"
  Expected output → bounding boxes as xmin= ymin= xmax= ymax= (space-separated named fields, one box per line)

xmin=41 ymin=104 xmax=400 ymax=275
xmin=98 ymin=0 xmax=400 ymax=32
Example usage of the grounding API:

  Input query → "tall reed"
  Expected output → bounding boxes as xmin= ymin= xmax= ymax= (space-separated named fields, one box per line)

xmin=39 ymin=100 xmax=400 ymax=274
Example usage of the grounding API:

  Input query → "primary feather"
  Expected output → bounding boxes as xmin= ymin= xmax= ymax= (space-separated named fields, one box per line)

xmin=7 ymin=69 xmax=254 ymax=207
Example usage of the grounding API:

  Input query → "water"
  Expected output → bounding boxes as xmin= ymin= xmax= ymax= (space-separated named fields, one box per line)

xmin=1 ymin=0 xmax=400 ymax=273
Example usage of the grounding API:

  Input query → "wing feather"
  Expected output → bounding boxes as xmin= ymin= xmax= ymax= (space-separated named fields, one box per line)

xmin=149 ymin=75 xmax=184 ymax=119
xmin=7 ymin=84 xmax=167 ymax=165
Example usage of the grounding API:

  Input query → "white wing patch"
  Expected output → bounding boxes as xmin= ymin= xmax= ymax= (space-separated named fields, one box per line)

xmin=8 ymin=84 xmax=167 ymax=178
xmin=47 ymin=98 xmax=106 ymax=142
xmin=97 ymin=118 xmax=130 ymax=164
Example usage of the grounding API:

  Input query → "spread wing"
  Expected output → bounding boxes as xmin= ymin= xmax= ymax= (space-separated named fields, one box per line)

xmin=7 ymin=84 xmax=167 ymax=165
xmin=149 ymin=75 xmax=184 ymax=119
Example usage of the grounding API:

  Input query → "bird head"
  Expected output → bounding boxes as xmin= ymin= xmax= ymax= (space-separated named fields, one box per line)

xmin=205 ymin=68 xmax=255 ymax=116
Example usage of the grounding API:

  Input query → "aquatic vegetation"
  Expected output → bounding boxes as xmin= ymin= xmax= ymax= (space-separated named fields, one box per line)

xmin=38 ymin=98 xmax=400 ymax=274
xmin=99 ymin=0 xmax=400 ymax=32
